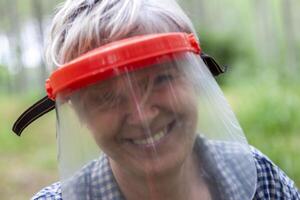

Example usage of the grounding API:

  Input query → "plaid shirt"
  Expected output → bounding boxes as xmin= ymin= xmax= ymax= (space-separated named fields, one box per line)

xmin=32 ymin=139 xmax=300 ymax=200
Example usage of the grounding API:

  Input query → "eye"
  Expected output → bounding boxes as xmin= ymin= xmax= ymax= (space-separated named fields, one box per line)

xmin=83 ymin=90 xmax=124 ymax=111
xmin=99 ymin=92 xmax=124 ymax=108
xmin=153 ymin=74 xmax=174 ymax=86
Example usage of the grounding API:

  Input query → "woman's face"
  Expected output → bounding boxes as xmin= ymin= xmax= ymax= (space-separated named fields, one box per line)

xmin=76 ymin=63 xmax=198 ymax=176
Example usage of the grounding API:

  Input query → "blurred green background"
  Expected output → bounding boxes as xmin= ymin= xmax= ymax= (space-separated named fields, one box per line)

xmin=0 ymin=0 xmax=299 ymax=199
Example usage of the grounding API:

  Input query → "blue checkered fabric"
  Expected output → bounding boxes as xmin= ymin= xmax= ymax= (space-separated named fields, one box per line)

xmin=32 ymin=139 xmax=300 ymax=200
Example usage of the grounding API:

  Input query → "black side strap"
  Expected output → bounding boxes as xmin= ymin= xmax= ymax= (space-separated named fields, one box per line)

xmin=200 ymin=53 xmax=227 ymax=76
xmin=12 ymin=53 xmax=227 ymax=137
xmin=12 ymin=96 xmax=55 ymax=136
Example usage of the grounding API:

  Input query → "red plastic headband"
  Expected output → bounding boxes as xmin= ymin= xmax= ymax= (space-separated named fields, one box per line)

xmin=46 ymin=32 xmax=201 ymax=100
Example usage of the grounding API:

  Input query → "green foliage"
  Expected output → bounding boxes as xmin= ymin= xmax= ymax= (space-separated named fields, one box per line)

xmin=197 ymin=30 xmax=259 ymax=86
xmin=224 ymin=80 xmax=300 ymax=186
xmin=0 ymin=64 xmax=9 ymax=79
xmin=0 ymin=93 xmax=58 ymax=199
xmin=237 ymin=86 xmax=299 ymax=136
xmin=199 ymin=31 xmax=247 ymax=66
xmin=0 ymin=65 xmax=10 ymax=93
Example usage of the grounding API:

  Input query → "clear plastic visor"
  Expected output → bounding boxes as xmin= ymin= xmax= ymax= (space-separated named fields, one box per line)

xmin=56 ymin=52 xmax=257 ymax=200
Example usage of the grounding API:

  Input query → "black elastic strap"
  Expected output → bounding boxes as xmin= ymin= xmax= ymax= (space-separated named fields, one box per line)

xmin=12 ymin=96 xmax=55 ymax=136
xmin=12 ymin=53 xmax=227 ymax=137
xmin=200 ymin=53 xmax=227 ymax=76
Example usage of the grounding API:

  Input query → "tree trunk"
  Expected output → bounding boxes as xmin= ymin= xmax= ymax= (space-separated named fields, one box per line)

xmin=281 ymin=0 xmax=298 ymax=79
xmin=31 ymin=0 xmax=48 ymax=87
xmin=6 ymin=0 xmax=27 ymax=93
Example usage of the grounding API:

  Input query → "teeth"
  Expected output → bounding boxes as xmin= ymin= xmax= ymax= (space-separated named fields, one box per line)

xmin=132 ymin=131 xmax=166 ymax=145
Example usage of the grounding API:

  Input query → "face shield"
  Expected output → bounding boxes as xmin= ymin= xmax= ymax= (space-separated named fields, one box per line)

xmin=13 ymin=33 xmax=256 ymax=200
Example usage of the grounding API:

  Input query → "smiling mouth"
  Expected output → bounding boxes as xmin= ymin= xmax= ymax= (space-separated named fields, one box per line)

xmin=127 ymin=119 xmax=177 ymax=146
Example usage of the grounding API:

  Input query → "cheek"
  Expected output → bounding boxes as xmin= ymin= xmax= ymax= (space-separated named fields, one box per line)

xmin=156 ymin=83 xmax=198 ymax=115
xmin=180 ymin=91 xmax=198 ymax=132
xmin=164 ymin=85 xmax=198 ymax=133
xmin=86 ymin=112 xmax=123 ymax=147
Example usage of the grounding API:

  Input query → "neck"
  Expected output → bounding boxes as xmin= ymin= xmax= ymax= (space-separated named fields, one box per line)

xmin=110 ymin=153 xmax=211 ymax=200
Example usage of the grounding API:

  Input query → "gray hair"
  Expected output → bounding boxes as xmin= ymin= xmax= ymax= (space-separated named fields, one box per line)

xmin=46 ymin=0 xmax=196 ymax=69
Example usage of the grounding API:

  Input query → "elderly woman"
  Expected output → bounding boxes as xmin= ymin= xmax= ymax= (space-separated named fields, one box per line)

xmin=13 ymin=0 xmax=300 ymax=199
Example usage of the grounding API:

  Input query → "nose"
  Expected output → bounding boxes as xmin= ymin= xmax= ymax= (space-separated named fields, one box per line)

xmin=125 ymin=96 xmax=159 ymax=126
xmin=123 ymin=73 xmax=159 ymax=126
